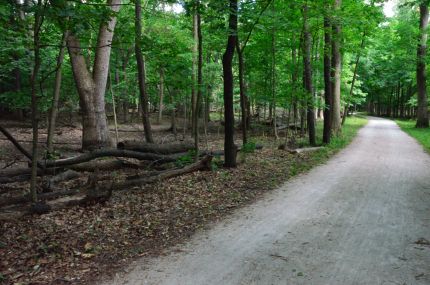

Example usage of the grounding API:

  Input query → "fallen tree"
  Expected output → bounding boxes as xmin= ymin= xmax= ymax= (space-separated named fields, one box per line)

xmin=117 ymin=141 xmax=195 ymax=154
xmin=39 ymin=149 xmax=183 ymax=168
xmin=0 ymin=156 xmax=213 ymax=212
xmin=108 ymin=155 xmax=213 ymax=191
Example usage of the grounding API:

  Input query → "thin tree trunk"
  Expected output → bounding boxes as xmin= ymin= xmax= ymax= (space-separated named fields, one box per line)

xmin=30 ymin=0 xmax=43 ymax=203
xmin=342 ymin=32 xmax=365 ymax=126
xmin=222 ymin=0 xmax=238 ymax=167
xmin=303 ymin=1 xmax=316 ymax=146
xmin=194 ymin=4 xmax=203 ymax=161
xmin=331 ymin=0 xmax=342 ymax=134
xmin=191 ymin=10 xmax=198 ymax=137
xmin=236 ymin=45 xmax=248 ymax=144
xmin=158 ymin=68 xmax=164 ymax=124
xmin=135 ymin=0 xmax=154 ymax=142
xmin=109 ymin=73 xmax=119 ymax=144
xmin=47 ymin=31 xmax=68 ymax=154
xmin=416 ymin=3 xmax=429 ymax=128
xmin=291 ymin=39 xmax=298 ymax=136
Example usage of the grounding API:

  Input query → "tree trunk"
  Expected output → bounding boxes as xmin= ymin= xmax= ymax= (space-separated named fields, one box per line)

xmin=416 ymin=3 xmax=429 ymax=128
xmin=194 ymin=2 xmax=203 ymax=161
xmin=331 ymin=0 xmax=342 ymax=134
xmin=222 ymin=0 xmax=238 ymax=168
xmin=236 ymin=45 xmax=248 ymax=144
xmin=271 ymin=2 xmax=278 ymax=140
xmin=303 ymin=2 xmax=316 ymax=146
xmin=135 ymin=0 xmax=154 ymax=142
xmin=158 ymin=68 xmax=164 ymax=124
xmin=47 ymin=31 xmax=68 ymax=154
xmin=342 ymin=32 xmax=365 ymax=126
xmin=66 ymin=0 xmax=120 ymax=150
xmin=108 ymin=72 xmax=119 ymax=144
xmin=29 ymin=0 xmax=44 ymax=203
xmin=191 ymin=9 xmax=198 ymax=138
xmin=292 ymin=41 xmax=299 ymax=135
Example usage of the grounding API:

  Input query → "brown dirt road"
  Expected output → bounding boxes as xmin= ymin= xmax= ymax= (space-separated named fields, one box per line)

xmin=101 ymin=117 xmax=430 ymax=285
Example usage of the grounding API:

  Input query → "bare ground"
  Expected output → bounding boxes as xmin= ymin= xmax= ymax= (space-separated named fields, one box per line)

xmin=101 ymin=117 xmax=430 ymax=285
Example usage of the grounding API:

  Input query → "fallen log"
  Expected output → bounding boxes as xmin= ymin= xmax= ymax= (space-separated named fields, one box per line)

xmin=117 ymin=141 xmax=195 ymax=154
xmin=0 ymin=174 xmax=31 ymax=184
xmin=40 ymin=149 xmax=182 ymax=168
xmin=0 ymin=168 xmax=58 ymax=178
xmin=68 ymin=159 xmax=142 ymax=172
xmin=0 ymin=138 xmax=81 ymax=146
xmin=0 ymin=156 xmax=213 ymax=218
xmin=203 ymin=144 xmax=263 ymax=156
xmin=46 ymin=170 xmax=80 ymax=188
xmin=279 ymin=146 xmax=324 ymax=154
xmin=0 ymin=187 xmax=81 ymax=208
xmin=98 ymin=155 xmax=213 ymax=192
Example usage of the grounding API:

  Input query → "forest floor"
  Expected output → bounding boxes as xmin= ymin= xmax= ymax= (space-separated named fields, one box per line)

xmin=99 ymin=116 xmax=430 ymax=285
xmin=0 ymin=116 xmax=367 ymax=284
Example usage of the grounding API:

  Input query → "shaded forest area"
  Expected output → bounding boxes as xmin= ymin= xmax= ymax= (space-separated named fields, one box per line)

xmin=0 ymin=0 xmax=429 ymax=283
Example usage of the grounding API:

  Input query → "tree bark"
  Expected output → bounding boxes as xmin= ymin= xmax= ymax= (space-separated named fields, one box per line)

xmin=416 ymin=3 xmax=429 ymax=128
xmin=322 ymin=13 xmax=332 ymax=144
xmin=303 ymin=2 xmax=316 ymax=146
xmin=331 ymin=0 xmax=342 ymax=134
xmin=222 ymin=0 xmax=238 ymax=168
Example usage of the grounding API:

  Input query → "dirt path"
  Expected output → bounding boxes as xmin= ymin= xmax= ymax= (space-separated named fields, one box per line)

xmin=102 ymin=117 xmax=430 ymax=285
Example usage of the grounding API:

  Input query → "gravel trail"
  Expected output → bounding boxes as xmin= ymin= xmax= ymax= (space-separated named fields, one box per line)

xmin=102 ymin=117 xmax=430 ymax=285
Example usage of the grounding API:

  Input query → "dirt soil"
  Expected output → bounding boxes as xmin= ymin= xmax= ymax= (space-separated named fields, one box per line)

xmin=100 ymin=117 xmax=430 ymax=285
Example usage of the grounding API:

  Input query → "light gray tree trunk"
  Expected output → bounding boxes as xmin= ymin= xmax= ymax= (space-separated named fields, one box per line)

xmin=67 ymin=0 xmax=120 ymax=150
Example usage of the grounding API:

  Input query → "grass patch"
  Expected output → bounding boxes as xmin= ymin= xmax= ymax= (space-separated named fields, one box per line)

xmin=395 ymin=119 xmax=430 ymax=153
xmin=297 ymin=116 xmax=368 ymax=167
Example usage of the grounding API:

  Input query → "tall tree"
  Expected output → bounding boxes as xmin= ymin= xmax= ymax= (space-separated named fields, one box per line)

xmin=416 ymin=1 xmax=429 ymax=128
xmin=135 ymin=0 xmax=154 ymax=142
xmin=29 ymin=0 xmax=44 ymax=203
xmin=191 ymin=3 xmax=199 ymax=138
xmin=194 ymin=0 xmax=203 ymax=160
xmin=66 ymin=0 xmax=121 ymax=150
xmin=323 ymin=8 xmax=332 ymax=144
xmin=303 ymin=1 xmax=315 ymax=146
xmin=331 ymin=0 xmax=342 ymax=134
xmin=223 ymin=0 xmax=238 ymax=167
